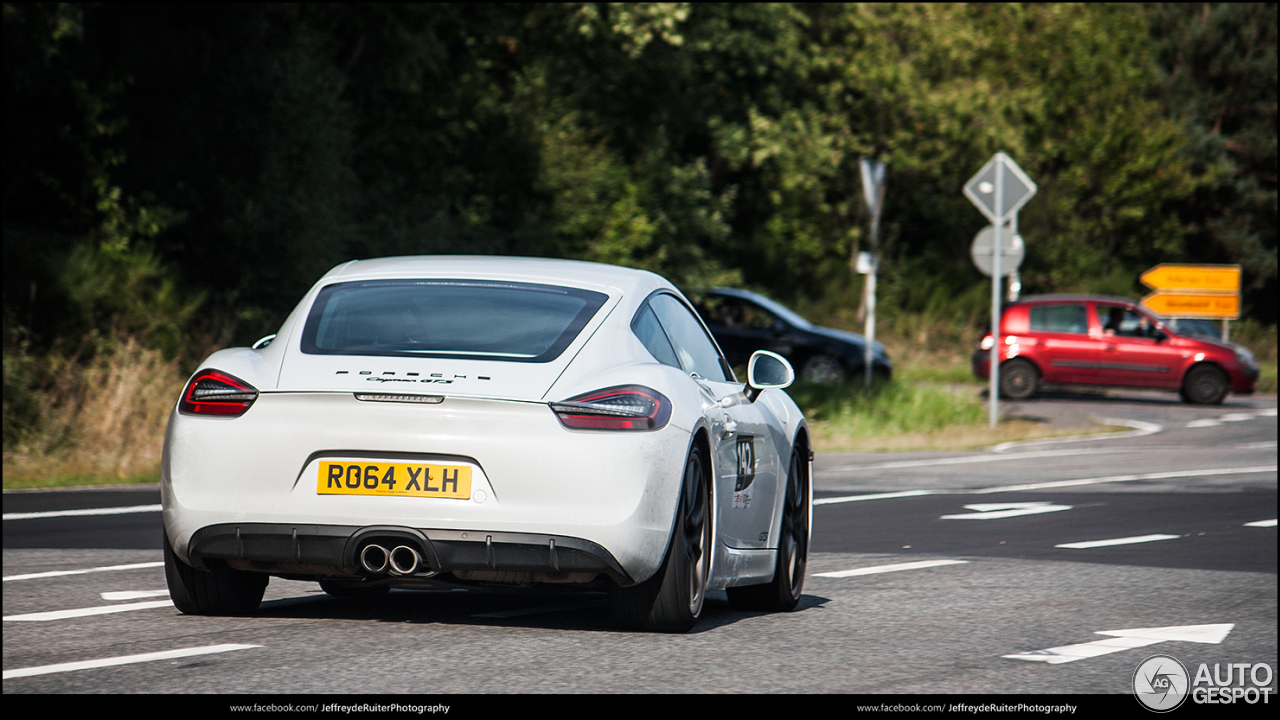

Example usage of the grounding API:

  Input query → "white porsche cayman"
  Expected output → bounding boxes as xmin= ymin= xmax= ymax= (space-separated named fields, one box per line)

xmin=162 ymin=256 xmax=811 ymax=632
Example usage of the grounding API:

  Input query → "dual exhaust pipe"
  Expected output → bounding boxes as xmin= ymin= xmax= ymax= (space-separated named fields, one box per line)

xmin=359 ymin=543 xmax=424 ymax=576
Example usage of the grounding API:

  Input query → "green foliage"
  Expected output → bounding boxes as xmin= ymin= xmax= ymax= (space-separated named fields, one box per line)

xmin=3 ymin=2 xmax=1275 ymax=357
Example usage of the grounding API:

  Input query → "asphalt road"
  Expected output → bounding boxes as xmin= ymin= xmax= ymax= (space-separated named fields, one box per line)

xmin=3 ymin=389 xmax=1276 ymax=698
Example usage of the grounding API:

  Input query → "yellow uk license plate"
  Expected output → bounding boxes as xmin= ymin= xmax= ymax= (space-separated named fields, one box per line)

xmin=317 ymin=461 xmax=472 ymax=499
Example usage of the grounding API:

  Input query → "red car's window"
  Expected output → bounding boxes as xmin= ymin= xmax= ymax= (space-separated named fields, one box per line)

xmin=1029 ymin=305 xmax=1088 ymax=334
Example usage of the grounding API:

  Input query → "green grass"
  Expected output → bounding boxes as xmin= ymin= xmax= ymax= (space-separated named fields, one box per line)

xmin=787 ymin=378 xmax=1122 ymax=452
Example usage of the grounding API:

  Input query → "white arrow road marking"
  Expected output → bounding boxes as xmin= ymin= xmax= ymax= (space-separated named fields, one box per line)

xmin=3 ymin=600 xmax=174 ymax=622
xmin=1244 ymin=519 xmax=1277 ymax=528
xmin=1056 ymin=534 xmax=1180 ymax=549
xmin=2 ymin=644 xmax=262 ymax=680
xmin=101 ymin=590 xmax=170 ymax=601
xmin=2 ymin=504 xmax=161 ymax=521
xmin=1004 ymin=624 xmax=1234 ymax=664
xmin=3 ymin=561 xmax=164 ymax=583
xmin=814 ymin=559 xmax=968 ymax=578
xmin=941 ymin=502 xmax=1072 ymax=520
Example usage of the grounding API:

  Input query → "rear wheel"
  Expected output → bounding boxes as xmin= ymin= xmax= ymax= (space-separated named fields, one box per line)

xmin=1181 ymin=365 xmax=1229 ymax=405
xmin=164 ymin=532 xmax=268 ymax=616
xmin=726 ymin=446 xmax=809 ymax=612
xmin=610 ymin=442 xmax=711 ymax=633
xmin=999 ymin=358 xmax=1039 ymax=399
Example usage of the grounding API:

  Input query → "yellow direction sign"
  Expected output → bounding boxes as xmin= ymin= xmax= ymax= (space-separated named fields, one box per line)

xmin=1140 ymin=291 xmax=1240 ymax=319
xmin=1140 ymin=264 xmax=1240 ymax=293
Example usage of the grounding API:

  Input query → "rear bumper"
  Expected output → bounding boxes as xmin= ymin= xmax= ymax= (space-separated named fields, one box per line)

xmin=185 ymin=522 xmax=631 ymax=584
xmin=972 ymin=350 xmax=990 ymax=379
xmin=162 ymin=392 xmax=691 ymax=585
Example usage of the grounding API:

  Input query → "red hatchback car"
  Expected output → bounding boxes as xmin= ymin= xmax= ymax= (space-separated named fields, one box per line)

xmin=972 ymin=294 xmax=1259 ymax=404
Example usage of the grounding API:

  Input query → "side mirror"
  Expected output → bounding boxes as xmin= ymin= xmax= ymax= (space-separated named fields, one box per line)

xmin=746 ymin=350 xmax=794 ymax=401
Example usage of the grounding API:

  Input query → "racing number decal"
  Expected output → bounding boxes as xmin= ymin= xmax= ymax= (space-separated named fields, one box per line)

xmin=317 ymin=461 xmax=471 ymax=499
xmin=734 ymin=436 xmax=756 ymax=492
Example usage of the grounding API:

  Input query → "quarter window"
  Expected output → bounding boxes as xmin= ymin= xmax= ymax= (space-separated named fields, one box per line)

xmin=647 ymin=293 xmax=731 ymax=381
xmin=631 ymin=304 xmax=681 ymax=369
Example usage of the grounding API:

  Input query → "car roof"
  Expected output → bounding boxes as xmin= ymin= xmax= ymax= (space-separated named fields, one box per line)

xmin=318 ymin=255 xmax=673 ymax=297
xmin=706 ymin=287 xmax=814 ymax=329
xmin=1011 ymin=293 xmax=1139 ymax=306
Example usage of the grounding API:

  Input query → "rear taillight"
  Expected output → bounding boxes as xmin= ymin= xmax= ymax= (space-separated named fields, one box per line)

xmin=550 ymin=385 xmax=671 ymax=431
xmin=179 ymin=369 xmax=259 ymax=416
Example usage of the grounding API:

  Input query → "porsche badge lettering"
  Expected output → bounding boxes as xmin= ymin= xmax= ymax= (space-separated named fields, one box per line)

xmin=318 ymin=461 xmax=472 ymax=499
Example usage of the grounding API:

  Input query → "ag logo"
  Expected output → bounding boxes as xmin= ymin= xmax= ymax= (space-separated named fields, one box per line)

xmin=734 ymin=437 xmax=756 ymax=492
xmin=1134 ymin=654 xmax=1189 ymax=712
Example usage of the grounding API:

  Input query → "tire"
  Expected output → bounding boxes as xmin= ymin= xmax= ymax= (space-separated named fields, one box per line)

xmin=802 ymin=354 xmax=846 ymax=384
xmin=1181 ymin=365 xmax=1229 ymax=405
xmin=726 ymin=445 xmax=809 ymax=612
xmin=610 ymin=442 xmax=711 ymax=633
xmin=318 ymin=579 xmax=391 ymax=599
xmin=999 ymin=358 xmax=1039 ymax=399
xmin=164 ymin=532 xmax=268 ymax=616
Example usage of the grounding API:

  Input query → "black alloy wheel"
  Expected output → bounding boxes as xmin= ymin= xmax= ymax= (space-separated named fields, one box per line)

xmin=726 ymin=446 xmax=809 ymax=612
xmin=610 ymin=442 xmax=711 ymax=632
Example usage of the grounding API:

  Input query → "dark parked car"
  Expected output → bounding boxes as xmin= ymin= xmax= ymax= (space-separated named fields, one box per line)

xmin=695 ymin=287 xmax=891 ymax=383
xmin=972 ymin=294 xmax=1258 ymax=404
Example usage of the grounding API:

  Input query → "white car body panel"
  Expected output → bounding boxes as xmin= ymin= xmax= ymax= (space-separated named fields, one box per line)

xmin=163 ymin=255 xmax=808 ymax=594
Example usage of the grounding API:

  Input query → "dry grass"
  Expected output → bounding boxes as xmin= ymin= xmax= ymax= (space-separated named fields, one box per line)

xmin=2 ymin=337 xmax=185 ymax=488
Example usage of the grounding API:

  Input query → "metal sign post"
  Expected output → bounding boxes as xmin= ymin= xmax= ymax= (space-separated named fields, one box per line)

xmin=859 ymin=158 xmax=886 ymax=390
xmin=964 ymin=152 xmax=1037 ymax=427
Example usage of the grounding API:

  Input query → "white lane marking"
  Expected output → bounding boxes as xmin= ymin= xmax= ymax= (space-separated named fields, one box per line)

xmin=101 ymin=590 xmax=170 ymax=601
xmin=814 ymin=559 xmax=969 ymax=578
xmin=828 ymin=448 xmax=1130 ymax=472
xmin=1237 ymin=441 xmax=1276 ymax=450
xmin=814 ymin=490 xmax=934 ymax=505
xmin=990 ymin=418 xmax=1162 ymax=453
xmin=3 ymin=561 xmax=164 ymax=583
xmin=1244 ymin=519 xmax=1277 ymax=528
xmin=1004 ymin=624 xmax=1233 ymax=664
xmin=969 ymin=465 xmax=1277 ymax=494
xmin=4 ymin=600 xmax=173 ymax=622
xmin=1056 ymin=534 xmax=1180 ymax=549
xmin=941 ymin=502 xmax=1072 ymax=520
xmin=2 ymin=504 xmax=161 ymax=521
xmin=1257 ymin=408 xmax=1278 ymax=417
xmin=1218 ymin=413 xmax=1255 ymax=422
xmin=1187 ymin=419 xmax=1222 ymax=428
xmin=2 ymin=644 xmax=262 ymax=680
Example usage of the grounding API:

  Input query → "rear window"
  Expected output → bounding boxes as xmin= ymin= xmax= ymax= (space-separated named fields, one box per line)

xmin=300 ymin=280 xmax=608 ymax=362
xmin=1029 ymin=304 xmax=1088 ymax=334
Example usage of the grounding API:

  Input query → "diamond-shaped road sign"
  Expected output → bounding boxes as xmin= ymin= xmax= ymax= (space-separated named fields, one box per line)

xmin=964 ymin=152 xmax=1037 ymax=223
